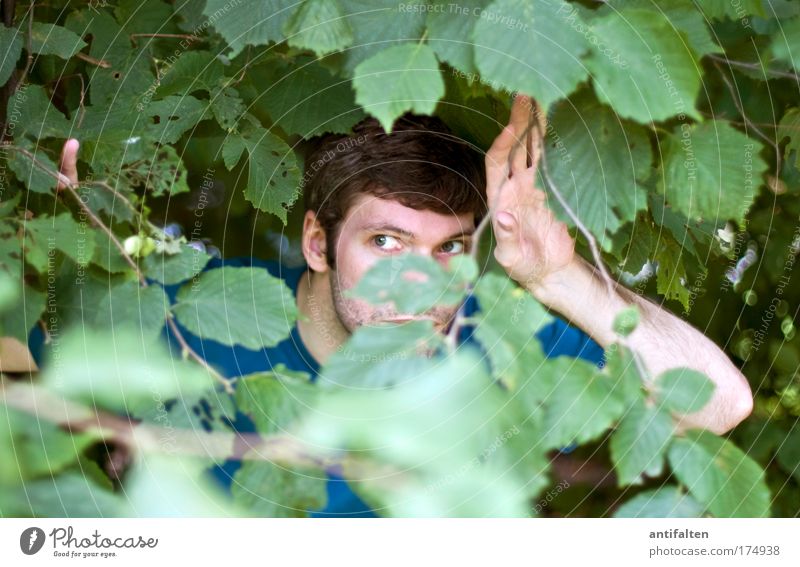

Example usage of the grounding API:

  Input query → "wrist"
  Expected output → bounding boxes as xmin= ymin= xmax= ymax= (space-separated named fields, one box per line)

xmin=527 ymin=256 xmax=593 ymax=308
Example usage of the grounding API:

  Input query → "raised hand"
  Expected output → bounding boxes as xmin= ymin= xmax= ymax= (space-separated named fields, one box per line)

xmin=485 ymin=94 xmax=575 ymax=292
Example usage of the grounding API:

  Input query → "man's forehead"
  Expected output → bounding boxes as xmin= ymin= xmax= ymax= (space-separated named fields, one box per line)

xmin=344 ymin=194 xmax=475 ymax=237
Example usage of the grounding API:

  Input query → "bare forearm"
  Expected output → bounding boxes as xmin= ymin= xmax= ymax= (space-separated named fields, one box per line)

xmin=528 ymin=256 xmax=753 ymax=434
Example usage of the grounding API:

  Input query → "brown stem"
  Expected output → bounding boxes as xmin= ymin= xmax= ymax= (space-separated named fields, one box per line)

xmin=75 ymin=52 xmax=110 ymax=68
xmin=707 ymin=53 xmax=800 ymax=82
xmin=0 ymin=378 xmax=326 ymax=466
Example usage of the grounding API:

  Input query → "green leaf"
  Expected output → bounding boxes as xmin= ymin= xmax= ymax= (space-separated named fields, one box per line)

xmin=252 ymin=56 xmax=365 ymax=138
xmin=772 ymin=17 xmax=800 ymax=70
xmin=338 ymin=0 xmax=426 ymax=73
xmin=121 ymin=144 xmax=190 ymax=197
xmin=41 ymin=328 xmax=213 ymax=416
xmin=0 ymin=285 xmax=44 ymax=344
xmin=0 ymin=26 xmax=22 ymax=85
xmin=155 ymin=51 xmax=225 ymax=98
xmin=353 ymin=43 xmax=444 ymax=132
xmin=696 ymin=0 xmax=765 ymax=20
xmin=613 ymin=486 xmax=705 ymax=518
xmin=172 ymin=266 xmax=297 ymax=350
xmin=5 ymin=146 xmax=60 ymax=194
xmin=602 ymin=343 xmax=645 ymax=403
xmin=655 ymin=230 xmax=690 ymax=308
xmin=660 ymin=121 xmax=768 ymax=224
xmin=232 ymin=122 xmax=302 ymax=224
xmin=319 ymin=320 xmax=443 ymax=389
xmin=0 ymin=405 xmax=99 ymax=481
xmin=210 ymin=86 xmax=246 ymax=132
xmin=613 ymin=306 xmax=640 ymax=337
xmin=232 ymin=461 xmax=328 ymax=517
xmin=204 ymin=0 xmax=295 ymax=57
xmin=24 ymin=213 xmax=97 ymax=269
xmin=610 ymin=398 xmax=674 ymax=486
xmin=91 ymin=229 xmax=133 ymax=274
xmin=301 ymin=350 xmax=536 ymax=517
xmin=350 ymin=253 xmax=475 ymax=314
xmin=124 ymin=454 xmax=238 ymax=517
xmin=668 ymin=430 xmax=771 ymax=517
xmin=235 ymin=366 xmax=316 ymax=434
xmin=64 ymin=9 xmax=155 ymax=106
xmin=543 ymin=90 xmax=652 ymax=249
xmin=93 ymin=281 xmax=170 ymax=341
xmin=284 ymin=0 xmax=353 ymax=55
xmin=0 ymin=228 xmax=23 ymax=279
xmin=655 ymin=367 xmax=715 ymax=414
xmin=144 ymin=95 xmax=208 ymax=144
xmin=472 ymin=272 xmax=552 ymax=390
xmin=113 ymin=0 xmax=178 ymax=35
xmin=28 ymin=22 xmax=87 ymax=58
xmin=0 ymin=473 xmax=125 ymax=517
xmin=602 ymin=1 xmax=723 ymax=57
xmin=142 ymin=244 xmax=212 ymax=285
xmin=426 ymin=0 xmax=482 ymax=74
xmin=584 ymin=9 xmax=702 ymax=123
xmin=473 ymin=0 xmax=589 ymax=110
xmin=542 ymin=357 xmax=626 ymax=448
xmin=221 ymin=134 xmax=246 ymax=170
xmin=6 ymin=84 xmax=71 ymax=140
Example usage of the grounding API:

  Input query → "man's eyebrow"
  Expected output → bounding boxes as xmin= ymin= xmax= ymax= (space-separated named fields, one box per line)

xmin=361 ymin=223 xmax=475 ymax=242
xmin=361 ymin=223 xmax=416 ymax=238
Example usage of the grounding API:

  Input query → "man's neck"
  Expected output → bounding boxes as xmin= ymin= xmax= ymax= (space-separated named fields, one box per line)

xmin=295 ymin=268 xmax=350 ymax=367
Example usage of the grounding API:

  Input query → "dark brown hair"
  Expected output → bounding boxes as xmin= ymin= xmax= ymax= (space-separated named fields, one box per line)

xmin=302 ymin=114 xmax=487 ymax=269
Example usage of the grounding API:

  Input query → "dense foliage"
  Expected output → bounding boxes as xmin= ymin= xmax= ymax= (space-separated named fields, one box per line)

xmin=0 ymin=0 xmax=798 ymax=517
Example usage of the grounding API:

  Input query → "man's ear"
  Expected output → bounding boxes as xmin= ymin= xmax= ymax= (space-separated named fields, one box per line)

xmin=301 ymin=210 xmax=329 ymax=273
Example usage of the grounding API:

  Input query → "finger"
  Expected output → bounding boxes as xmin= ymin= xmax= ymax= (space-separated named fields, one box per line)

xmin=57 ymin=138 xmax=79 ymax=191
xmin=509 ymin=94 xmax=532 ymax=174
xmin=485 ymin=125 xmax=514 ymax=194
xmin=491 ymin=209 xmax=520 ymax=269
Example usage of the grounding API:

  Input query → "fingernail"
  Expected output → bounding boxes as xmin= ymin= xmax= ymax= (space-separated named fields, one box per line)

xmin=496 ymin=211 xmax=514 ymax=230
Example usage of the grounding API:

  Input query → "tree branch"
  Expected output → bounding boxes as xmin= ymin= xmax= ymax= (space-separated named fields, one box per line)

xmin=4 ymin=145 xmax=236 ymax=395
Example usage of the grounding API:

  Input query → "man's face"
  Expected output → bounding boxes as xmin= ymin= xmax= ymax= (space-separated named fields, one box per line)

xmin=328 ymin=193 xmax=476 ymax=334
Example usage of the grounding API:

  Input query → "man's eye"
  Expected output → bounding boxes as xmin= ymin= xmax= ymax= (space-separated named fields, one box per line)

xmin=440 ymin=240 xmax=465 ymax=254
xmin=373 ymin=234 xmax=402 ymax=251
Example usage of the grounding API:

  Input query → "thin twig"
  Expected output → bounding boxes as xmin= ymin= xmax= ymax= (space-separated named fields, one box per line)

xmin=1 ymin=378 xmax=327 ymax=466
xmin=4 ymin=145 xmax=236 ymax=394
xmin=87 ymin=179 xmax=161 ymax=234
xmin=713 ymin=59 xmax=781 ymax=172
xmin=539 ymin=147 xmax=616 ymax=298
xmin=75 ymin=52 xmax=110 ymax=68
xmin=706 ymin=53 xmax=800 ymax=82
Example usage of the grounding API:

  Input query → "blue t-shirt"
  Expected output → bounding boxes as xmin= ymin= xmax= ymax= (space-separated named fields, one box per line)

xmin=29 ymin=255 xmax=605 ymax=517
xmin=160 ymin=256 xmax=605 ymax=517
